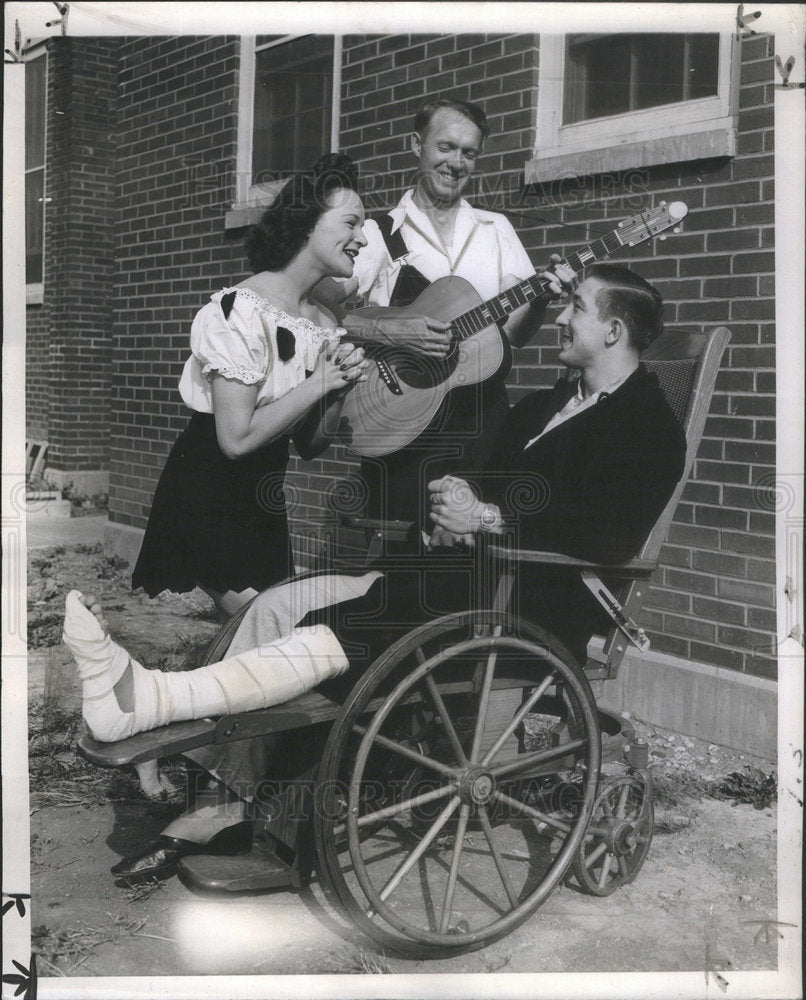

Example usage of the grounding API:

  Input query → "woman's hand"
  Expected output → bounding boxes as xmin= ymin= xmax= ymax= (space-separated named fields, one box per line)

xmin=427 ymin=475 xmax=485 ymax=539
xmin=312 ymin=340 xmax=368 ymax=395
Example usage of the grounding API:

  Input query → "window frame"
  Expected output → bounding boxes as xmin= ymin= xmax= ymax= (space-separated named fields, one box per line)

xmin=25 ymin=49 xmax=48 ymax=305
xmin=526 ymin=32 xmax=739 ymax=184
xmin=227 ymin=34 xmax=342 ymax=229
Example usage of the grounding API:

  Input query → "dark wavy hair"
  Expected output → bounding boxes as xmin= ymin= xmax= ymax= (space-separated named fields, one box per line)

xmin=587 ymin=263 xmax=664 ymax=351
xmin=414 ymin=97 xmax=490 ymax=143
xmin=245 ymin=153 xmax=360 ymax=273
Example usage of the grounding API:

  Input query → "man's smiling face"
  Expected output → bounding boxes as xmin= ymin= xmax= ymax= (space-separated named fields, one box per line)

xmin=555 ymin=277 xmax=611 ymax=371
xmin=412 ymin=107 xmax=483 ymax=208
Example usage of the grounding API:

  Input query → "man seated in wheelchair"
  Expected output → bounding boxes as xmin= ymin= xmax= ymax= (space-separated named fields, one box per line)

xmin=63 ymin=263 xmax=686 ymax=881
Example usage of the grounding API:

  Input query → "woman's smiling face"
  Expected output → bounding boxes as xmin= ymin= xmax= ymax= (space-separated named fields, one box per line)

xmin=306 ymin=188 xmax=367 ymax=279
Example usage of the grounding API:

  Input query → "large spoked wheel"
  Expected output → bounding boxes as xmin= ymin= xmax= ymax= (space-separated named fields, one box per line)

xmin=570 ymin=773 xmax=654 ymax=896
xmin=314 ymin=611 xmax=601 ymax=956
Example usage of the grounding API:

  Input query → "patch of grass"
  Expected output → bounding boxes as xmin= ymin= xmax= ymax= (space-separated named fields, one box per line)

xmin=28 ymin=611 xmax=65 ymax=649
xmin=74 ymin=542 xmax=103 ymax=555
xmin=28 ymin=698 xmax=188 ymax=810
xmin=32 ymin=916 xmax=146 ymax=974
xmin=332 ymin=946 xmax=392 ymax=974
xmin=707 ymin=766 xmax=777 ymax=810
xmin=650 ymin=767 xmax=711 ymax=809
xmin=93 ymin=553 xmax=130 ymax=580
xmin=651 ymin=763 xmax=778 ymax=813
xmin=152 ymin=631 xmax=216 ymax=673
xmin=125 ymin=879 xmax=170 ymax=903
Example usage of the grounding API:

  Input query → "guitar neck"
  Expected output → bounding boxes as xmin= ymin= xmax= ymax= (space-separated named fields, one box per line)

xmin=451 ymin=228 xmax=627 ymax=341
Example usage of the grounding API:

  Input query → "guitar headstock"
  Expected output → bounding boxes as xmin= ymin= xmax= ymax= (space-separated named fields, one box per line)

xmin=618 ymin=201 xmax=688 ymax=247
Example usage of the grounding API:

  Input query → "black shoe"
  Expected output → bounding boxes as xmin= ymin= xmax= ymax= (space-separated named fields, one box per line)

xmin=111 ymin=820 xmax=253 ymax=883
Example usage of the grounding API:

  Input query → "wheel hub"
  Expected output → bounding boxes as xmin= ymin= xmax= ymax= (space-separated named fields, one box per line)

xmin=603 ymin=817 xmax=638 ymax=855
xmin=459 ymin=765 xmax=497 ymax=806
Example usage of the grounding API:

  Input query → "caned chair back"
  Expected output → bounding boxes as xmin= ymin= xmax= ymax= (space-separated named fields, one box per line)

xmin=594 ymin=326 xmax=731 ymax=677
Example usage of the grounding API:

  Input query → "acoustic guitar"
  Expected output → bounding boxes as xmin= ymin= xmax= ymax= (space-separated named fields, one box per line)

xmin=339 ymin=201 xmax=688 ymax=457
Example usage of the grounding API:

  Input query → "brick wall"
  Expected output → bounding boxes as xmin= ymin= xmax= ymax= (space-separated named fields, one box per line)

xmin=104 ymin=32 xmax=776 ymax=681
xmin=42 ymin=37 xmax=117 ymax=476
xmin=519 ymin=34 xmax=776 ymax=679
xmin=109 ymin=36 xmax=245 ymax=526
xmin=26 ymin=304 xmax=49 ymax=442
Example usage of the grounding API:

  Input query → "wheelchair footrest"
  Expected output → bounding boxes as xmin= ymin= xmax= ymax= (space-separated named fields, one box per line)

xmin=177 ymin=830 xmax=296 ymax=895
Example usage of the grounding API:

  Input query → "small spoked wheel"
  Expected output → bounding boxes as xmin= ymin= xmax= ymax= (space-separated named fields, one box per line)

xmin=314 ymin=611 xmax=601 ymax=955
xmin=571 ymin=773 xmax=654 ymax=896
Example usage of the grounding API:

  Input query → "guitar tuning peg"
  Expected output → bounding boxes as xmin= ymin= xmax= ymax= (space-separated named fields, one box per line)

xmin=673 ymin=226 xmax=681 ymax=234
xmin=660 ymin=200 xmax=667 ymax=207
xmin=659 ymin=234 xmax=667 ymax=241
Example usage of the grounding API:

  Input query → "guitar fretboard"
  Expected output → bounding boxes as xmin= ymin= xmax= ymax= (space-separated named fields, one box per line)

xmin=450 ymin=229 xmax=627 ymax=341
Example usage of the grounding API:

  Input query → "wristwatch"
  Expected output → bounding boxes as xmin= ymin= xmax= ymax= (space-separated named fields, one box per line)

xmin=479 ymin=504 xmax=499 ymax=532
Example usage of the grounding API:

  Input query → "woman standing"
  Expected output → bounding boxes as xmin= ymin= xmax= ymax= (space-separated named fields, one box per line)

xmin=125 ymin=153 xmax=368 ymax=812
xmin=132 ymin=154 xmax=368 ymax=618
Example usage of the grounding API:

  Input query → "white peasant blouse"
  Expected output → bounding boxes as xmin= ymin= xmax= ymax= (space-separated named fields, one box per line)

xmin=178 ymin=287 xmax=344 ymax=413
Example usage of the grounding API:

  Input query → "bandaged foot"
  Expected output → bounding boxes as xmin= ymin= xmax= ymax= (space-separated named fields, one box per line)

xmin=63 ymin=590 xmax=351 ymax=744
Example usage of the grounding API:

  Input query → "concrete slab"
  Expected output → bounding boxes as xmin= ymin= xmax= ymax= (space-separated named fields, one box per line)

xmin=601 ymin=645 xmax=777 ymax=758
xmin=26 ymin=513 xmax=108 ymax=551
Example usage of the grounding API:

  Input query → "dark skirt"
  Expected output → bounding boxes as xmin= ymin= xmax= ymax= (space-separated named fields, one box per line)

xmin=132 ymin=412 xmax=293 ymax=597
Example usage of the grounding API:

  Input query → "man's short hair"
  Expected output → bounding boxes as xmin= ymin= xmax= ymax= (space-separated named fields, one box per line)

xmin=414 ymin=97 xmax=490 ymax=143
xmin=587 ymin=263 xmax=664 ymax=351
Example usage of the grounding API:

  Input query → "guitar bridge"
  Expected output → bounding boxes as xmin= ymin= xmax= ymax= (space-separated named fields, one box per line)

xmin=375 ymin=357 xmax=403 ymax=395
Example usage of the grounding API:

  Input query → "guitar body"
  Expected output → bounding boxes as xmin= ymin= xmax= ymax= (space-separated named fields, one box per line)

xmin=337 ymin=201 xmax=688 ymax=457
xmin=338 ymin=275 xmax=505 ymax=457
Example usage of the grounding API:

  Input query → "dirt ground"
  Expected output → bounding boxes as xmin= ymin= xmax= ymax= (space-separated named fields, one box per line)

xmin=25 ymin=538 xmax=781 ymax=980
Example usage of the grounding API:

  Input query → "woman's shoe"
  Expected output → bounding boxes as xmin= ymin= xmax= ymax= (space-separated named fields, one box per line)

xmin=111 ymin=820 xmax=253 ymax=882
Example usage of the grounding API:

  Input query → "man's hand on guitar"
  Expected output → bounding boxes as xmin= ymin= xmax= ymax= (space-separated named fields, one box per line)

xmin=540 ymin=257 xmax=577 ymax=299
xmin=371 ymin=313 xmax=453 ymax=357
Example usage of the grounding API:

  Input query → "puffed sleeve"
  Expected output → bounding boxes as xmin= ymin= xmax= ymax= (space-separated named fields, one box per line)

xmin=190 ymin=290 xmax=270 ymax=385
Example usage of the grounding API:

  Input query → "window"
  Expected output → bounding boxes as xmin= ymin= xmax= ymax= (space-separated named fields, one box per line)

xmin=527 ymin=33 xmax=737 ymax=183
xmin=229 ymin=35 xmax=340 ymax=226
xmin=26 ymin=53 xmax=47 ymax=302
xmin=563 ymin=34 xmax=719 ymax=124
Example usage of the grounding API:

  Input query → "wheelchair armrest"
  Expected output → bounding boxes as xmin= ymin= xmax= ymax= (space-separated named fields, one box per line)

xmin=485 ymin=543 xmax=657 ymax=578
xmin=340 ymin=515 xmax=413 ymax=536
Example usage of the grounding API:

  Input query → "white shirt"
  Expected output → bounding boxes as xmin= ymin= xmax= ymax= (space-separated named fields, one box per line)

xmin=352 ymin=189 xmax=535 ymax=305
xmin=524 ymin=371 xmax=635 ymax=450
xmin=178 ymin=287 xmax=342 ymax=413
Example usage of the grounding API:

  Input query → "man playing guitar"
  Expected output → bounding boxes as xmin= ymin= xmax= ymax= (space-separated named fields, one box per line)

xmin=317 ymin=96 xmax=570 ymax=530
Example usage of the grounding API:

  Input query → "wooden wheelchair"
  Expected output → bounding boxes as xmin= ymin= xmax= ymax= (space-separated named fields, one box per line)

xmin=79 ymin=326 xmax=729 ymax=956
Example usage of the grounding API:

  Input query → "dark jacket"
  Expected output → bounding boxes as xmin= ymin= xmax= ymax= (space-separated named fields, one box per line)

xmin=484 ymin=365 xmax=687 ymax=564
xmin=464 ymin=364 xmax=687 ymax=660
xmin=323 ymin=365 xmax=687 ymax=671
